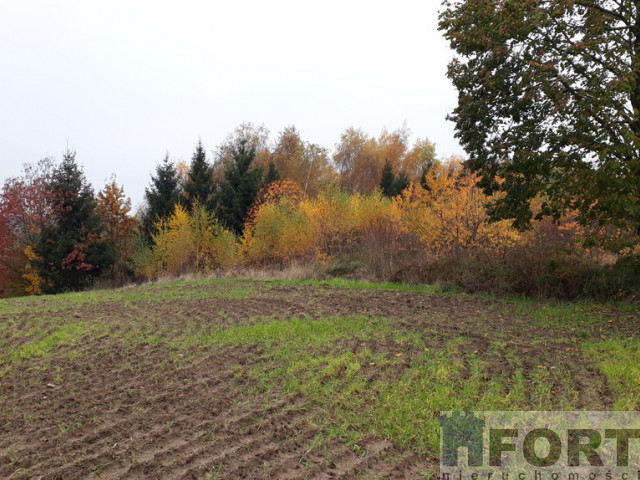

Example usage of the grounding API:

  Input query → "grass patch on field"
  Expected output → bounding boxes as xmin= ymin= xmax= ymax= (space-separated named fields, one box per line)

xmin=269 ymin=277 xmax=444 ymax=293
xmin=191 ymin=315 xmax=577 ymax=454
xmin=492 ymin=296 xmax=638 ymax=327
xmin=7 ymin=323 xmax=85 ymax=361
xmin=582 ymin=338 xmax=640 ymax=410
xmin=0 ymin=281 xmax=256 ymax=316
xmin=0 ymin=323 xmax=88 ymax=377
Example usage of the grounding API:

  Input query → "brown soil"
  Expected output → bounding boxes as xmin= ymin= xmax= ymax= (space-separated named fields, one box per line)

xmin=0 ymin=281 xmax=635 ymax=479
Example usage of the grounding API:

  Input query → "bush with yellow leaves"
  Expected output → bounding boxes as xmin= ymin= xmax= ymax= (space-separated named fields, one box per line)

xmin=22 ymin=245 xmax=44 ymax=295
xmin=394 ymin=163 xmax=522 ymax=258
xmin=243 ymin=183 xmax=410 ymax=273
xmin=137 ymin=202 xmax=238 ymax=279
xmin=242 ymin=179 xmax=314 ymax=265
xmin=298 ymin=186 xmax=362 ymax=261
xmin=242 ymin=199 xmax=315 ymax=265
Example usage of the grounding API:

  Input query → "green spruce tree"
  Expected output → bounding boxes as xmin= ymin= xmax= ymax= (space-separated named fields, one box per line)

xmin=35 ymin=150 xmax=113 ymax=293
xmin=263 ymin=161 xmax=281 ymax=188
xmin=142 ymin=153 xmax=182 ymax=242
xmin=380 ymin=160 xmax=410 ymax=197
xmin=394 ymin=171 xmax=410 ymax=196
xmin=213 ymin=139 xmax=263 ymax=234
xmin=380 ymin=159 xmax=397 ymax=197
xmin=184 ymin=140 xmax=214 ymax=211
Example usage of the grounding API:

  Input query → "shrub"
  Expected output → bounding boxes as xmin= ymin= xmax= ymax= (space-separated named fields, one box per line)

xmin=242 ymin=199 xmax=315 ymax=266
xmin=134 ymin=203 xmax=239 ymax=280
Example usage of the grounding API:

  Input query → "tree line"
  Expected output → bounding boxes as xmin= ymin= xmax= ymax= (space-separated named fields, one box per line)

xmin=1 ymin=122 xmax=638 ymax=300
xmin=0 ymin=124 xmax=436 ymax=296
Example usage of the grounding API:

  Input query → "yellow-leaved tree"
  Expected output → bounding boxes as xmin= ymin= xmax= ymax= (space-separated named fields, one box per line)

xmin=242 ymin=180 xmax=314 ymax=265
xmin=395 ymin=162 xmax=521 ymax=257
xmin=142 ymin=203 xmax=238 ymax=279
xmin=22 ymin=245 xmax=43 ymax=295
xmin=189 ymin=203 xmax=238 ymax=273
xmin=97 ymin=177 xmax=137 ymax=284
xmin=299 ymin=187 xmax=360 ymax=261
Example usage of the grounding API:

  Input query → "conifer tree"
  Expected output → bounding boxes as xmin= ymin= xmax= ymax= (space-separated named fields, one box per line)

xmin=263 ymin=161 xmax=281 ymax=188
xmin=380 ymin=159 xmax=411 ymax=197
xmin=213 ymin=139 xmax=263 ymax=234
xmin=142 ymin=153 xmax=182 ymax=242
xmin=380 ymin=160 xmax=397 ymax=197
xmin=184 ymin=140 xmax=214 ymax=211
xmin=394 ymin=171 xmax=410 ymax=196
xmin=35 ymin=150 xmax=113 ymax=292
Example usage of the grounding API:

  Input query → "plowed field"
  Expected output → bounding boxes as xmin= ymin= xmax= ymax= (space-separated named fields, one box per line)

xmin=1 ymin=279 xmax=638 ymax=479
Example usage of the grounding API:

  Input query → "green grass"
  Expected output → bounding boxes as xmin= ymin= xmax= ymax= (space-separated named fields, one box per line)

xmin=5 ymin=323 xmax=85 ymax=362
xmin=0 ymin=281 xmax=256 ymax=316
xmin=187 ymin=315 xmax=575 ymax=454
xmin=0 ymin=274 xmax=438 ymax=315
xmin=582 ymin=338 xmax=640 ymax=410
xmin=0 ymin=322 xmax=89 ymax=378
xmin=264 ymin=277 xmax=444 ymax=293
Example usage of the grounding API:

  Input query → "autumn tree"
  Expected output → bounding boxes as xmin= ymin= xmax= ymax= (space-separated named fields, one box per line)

xmin=0 ymin=159 xmax=54 ymax=296
xmin=215 ymin=123 xmax=271 ymax=174
xmin=213 ymin=138 xmax=264 ymax=234
xmin=395 ymin=162 xmax=521 ymax=256
xmin=271 ymin=126 xmax=305 ymax=179
xmin=333 ymin=128 xmax=378 ymax=194
xmin=138 ymin=203 xmax=237 ymax=278
xmin=333 ymin=127 xmax=410 ymax=195
xmin=247 ymin=178 xmax=307 ymax=226
xmin=175 ymin=159 xmax=191 ymax=186
xmin=0 ymin=210 xmax=23 ymax=296
xmin=440 ymin=0 xmax=640 ymax=233
xmin=270 ymin=127 xmax=335 ymax=196
xmin=298 ymin=187 xmax=361 ymax=258
xmin=242 ymin=180 xmax=313 ymax=265
xmin=142 ymin=153 xmax=182 ymax=242
xmin=406 ymin=138 xmax=438 ymax=187
xmin=149 ymin=203 xmax=193 ymax=276
xmin=183 ymin=140 xmax=214 ymax=211
xmin=97 ymin=176 xmax=137 ymax=284
xmin=35 ymin=150 xmax=113 ymax=292
xmin=377 ymin=127 xmax=411 ymax=176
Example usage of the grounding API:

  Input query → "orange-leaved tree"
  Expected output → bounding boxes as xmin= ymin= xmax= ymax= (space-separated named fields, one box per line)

xmin=97 ymin=176 xmax=137 ymax=284
xmin=395 ymin=162 xmax=521 ymax=257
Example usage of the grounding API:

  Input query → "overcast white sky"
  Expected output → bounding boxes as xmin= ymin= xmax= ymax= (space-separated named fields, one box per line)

xmin=0 ymin=0 xmax=461 ymax=208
